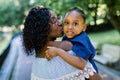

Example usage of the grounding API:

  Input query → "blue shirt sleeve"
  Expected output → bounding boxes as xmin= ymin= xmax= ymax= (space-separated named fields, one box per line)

xmin=69 ymin=32 xmax=95 ymax=60
xmin=72 ymin=42 xmax=91 ymax=60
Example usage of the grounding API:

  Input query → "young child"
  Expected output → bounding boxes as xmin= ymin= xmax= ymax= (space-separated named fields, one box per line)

xmin=62 ymin=7 xmax=98 ymax=73
xmin=46 ymin=7 xmax=102 ymax=80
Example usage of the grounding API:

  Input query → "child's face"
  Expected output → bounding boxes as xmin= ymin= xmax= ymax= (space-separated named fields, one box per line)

xmin=63 ymin=11 xmax=86 ymax=38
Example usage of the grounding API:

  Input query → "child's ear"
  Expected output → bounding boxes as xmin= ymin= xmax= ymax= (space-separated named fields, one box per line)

xmin=83 ymin=23 xmax=87 ymax=31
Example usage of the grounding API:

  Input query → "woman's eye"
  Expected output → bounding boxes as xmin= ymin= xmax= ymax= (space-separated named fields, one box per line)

xmin=64 ymin=22 xmax=69 ymax=25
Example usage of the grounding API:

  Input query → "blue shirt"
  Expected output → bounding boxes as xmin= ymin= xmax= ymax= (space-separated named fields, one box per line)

xmin=62 ymin=32 xmax=98 ymax=73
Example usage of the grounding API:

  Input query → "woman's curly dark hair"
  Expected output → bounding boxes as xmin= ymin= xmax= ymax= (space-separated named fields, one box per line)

xmin=23 ymin=6 xmax=51 ymax=55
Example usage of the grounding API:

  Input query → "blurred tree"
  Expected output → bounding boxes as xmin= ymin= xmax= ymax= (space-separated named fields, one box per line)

xmin=0 ymin=0 xmax=30 ymax=28
xmin=0 ymin=0 xmax=119 ymax=33
xmin=105 ymin=0 xmax=120 ymax=33
xmin=34 ymin=0 xmax=107 ymax=26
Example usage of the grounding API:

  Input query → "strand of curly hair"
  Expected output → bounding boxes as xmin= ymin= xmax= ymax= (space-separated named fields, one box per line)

xmin=23 ymin=7 xmax=51 ymax=55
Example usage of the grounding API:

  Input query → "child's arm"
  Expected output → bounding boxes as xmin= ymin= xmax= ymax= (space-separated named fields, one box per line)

xmin=46 ymin=46 xmax=86 ymax=70
xmin=46 ymin=46 xmax=101 ymax=80
xmin=47 ymin=40 xmax=73 ymax=51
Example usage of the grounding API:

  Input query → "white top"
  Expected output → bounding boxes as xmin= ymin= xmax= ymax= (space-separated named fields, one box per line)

xmin=31 ymin=50 xmax=96 ymax=80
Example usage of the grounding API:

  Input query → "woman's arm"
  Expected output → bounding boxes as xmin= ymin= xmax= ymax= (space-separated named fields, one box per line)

xmin=47 ymin=40 xmax=73 ymax=51
xmin=46 ymin=46 xmax=86 ymax=70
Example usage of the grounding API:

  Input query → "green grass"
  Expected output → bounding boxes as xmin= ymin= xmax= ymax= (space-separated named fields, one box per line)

xmin=57 ymin=29 xmax=120 ymax=49
xmin=88 ymin=29 xmax=120 ymax=49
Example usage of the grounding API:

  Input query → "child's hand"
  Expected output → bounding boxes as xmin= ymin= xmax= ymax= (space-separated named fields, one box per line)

xmin=45 ymin=46 xmax=59 ymax=60
xmin=89 ymin=73 xmax=102 ymax=80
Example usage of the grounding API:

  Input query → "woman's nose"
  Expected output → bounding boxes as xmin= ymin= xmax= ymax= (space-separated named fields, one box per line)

xmin=58 ymin=21 xmax=62 ymax=25
xmin=57 ymin=20 xmax=63 ymax=27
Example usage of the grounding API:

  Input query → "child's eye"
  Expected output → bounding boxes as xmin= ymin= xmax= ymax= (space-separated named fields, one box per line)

xmin=73 ymin=22 xmax=78 ymax=26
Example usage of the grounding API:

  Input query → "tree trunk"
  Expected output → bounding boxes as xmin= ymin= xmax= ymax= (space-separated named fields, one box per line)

xmin=108 ymin=11 xmax=120 ymax=33
xmin=105 ymin=0 xmax=120 ymax=33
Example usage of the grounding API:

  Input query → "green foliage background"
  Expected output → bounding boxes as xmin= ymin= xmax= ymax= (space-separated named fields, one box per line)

xmin=0 ymin=0 xmax=30 ymax=27
xmin=0 ymin=0 xmax=119 ymax=32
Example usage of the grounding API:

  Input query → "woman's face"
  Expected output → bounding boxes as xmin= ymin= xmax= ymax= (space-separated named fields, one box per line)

xmin=49 ymin=10 xmax=63 ymax=40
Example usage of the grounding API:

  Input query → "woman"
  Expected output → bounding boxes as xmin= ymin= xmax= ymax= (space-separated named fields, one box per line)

xmin=23 ymin=6 xmax=97 ymax=80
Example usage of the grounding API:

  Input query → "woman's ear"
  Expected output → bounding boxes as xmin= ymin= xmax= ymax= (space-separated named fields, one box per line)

xmin=83 ymin=23 xmax=87 ymax=31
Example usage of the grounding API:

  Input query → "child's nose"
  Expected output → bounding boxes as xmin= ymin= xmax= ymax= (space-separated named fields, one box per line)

xmin=68 ymin=25 xmax=72 ymax=29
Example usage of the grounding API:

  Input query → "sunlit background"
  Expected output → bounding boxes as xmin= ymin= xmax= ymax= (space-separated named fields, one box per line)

xmin=0 ymin=0 xmax=120 ymax=80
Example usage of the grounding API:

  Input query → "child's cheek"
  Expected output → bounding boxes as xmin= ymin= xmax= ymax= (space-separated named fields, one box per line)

xmin=74 ymin=28 xmax=82 ymax=34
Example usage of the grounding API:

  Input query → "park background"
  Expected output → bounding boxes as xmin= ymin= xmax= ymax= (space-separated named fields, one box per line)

xmin=0 ymin=0 xmax=120 ymax=80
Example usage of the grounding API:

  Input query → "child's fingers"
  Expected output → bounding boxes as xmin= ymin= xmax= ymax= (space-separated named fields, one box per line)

xmin=47 ymin=46 xmax=53 ymax=49
xmin=45 ymin=50 xmax=48 ymax=53
xmin=45 ymin=56 xmax=51 ymax=61
xmin=45 ymin=52 xmax=51 ymax=61
xmin=47 ymin=46 xmax=52 ymax=49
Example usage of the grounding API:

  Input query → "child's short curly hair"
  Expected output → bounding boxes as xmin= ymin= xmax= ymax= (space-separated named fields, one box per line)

xmin=67 ymin=7 xmax=86 ymax=22
xmin=23 ymin=6 xmax=51 ymax=55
